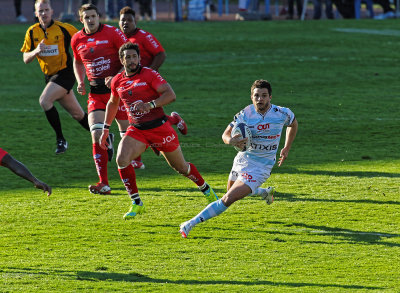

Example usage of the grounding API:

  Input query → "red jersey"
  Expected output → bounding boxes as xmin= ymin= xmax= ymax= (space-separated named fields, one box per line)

xmin=71 ymin=24 xmax=127 ymax=81
xmin=127 ymin=29 xmax=165 ymax=68
xmin=111 ymin=67 xmax=167 ymax=125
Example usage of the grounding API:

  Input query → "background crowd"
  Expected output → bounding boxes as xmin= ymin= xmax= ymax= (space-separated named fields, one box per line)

xmin=10 ymin=0 xmax=397 ymax=24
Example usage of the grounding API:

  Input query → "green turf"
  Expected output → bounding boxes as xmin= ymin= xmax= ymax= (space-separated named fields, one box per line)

xmin=1 ymin=19 xmax=399 ymax=292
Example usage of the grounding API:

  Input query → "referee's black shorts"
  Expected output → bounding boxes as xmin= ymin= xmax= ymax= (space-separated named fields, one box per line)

xmin=45 ymin=67 xmax=76 ymax=92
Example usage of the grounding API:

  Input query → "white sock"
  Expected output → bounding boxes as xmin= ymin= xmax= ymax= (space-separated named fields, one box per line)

xmin=191 ymin=199 xmax=228 ymax=226
xmin=255 ymin=187 xmax=266 ymax=195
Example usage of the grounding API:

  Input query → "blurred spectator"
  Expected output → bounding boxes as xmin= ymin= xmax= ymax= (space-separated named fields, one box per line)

xmin=14 ymin=0 xmax=28 ymax=22
xmin=238 ymin=0 xmax=248 ymax=11
xmin=105 ymin=0 xmax=134 ymax=20
xmin=81 ymin=0 xmax=99 ymax=6
xmin=287 ymin=0 xmax=303 ymax=19
xmin=374 ymin=0 xmax=395 ymax=19
xmin=333 ymin=0 xmax=394 ymax=18
xmin=331 ymin=0 xmax=353 ymax=17
xmin=313 ymin=0 xmax=334 ymax=19
xmin=137 ymin=0 xmax=152 ymax=20
xmin=280 ymin=0 xmax=288 ymax=15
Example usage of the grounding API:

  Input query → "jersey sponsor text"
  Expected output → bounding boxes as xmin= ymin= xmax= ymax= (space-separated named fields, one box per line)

xmin=39 ymin=45 xmax=59 ymax=56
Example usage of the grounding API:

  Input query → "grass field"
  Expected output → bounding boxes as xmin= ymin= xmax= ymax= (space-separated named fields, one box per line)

xmin=1 ymin=19 xmax=400 ymax=292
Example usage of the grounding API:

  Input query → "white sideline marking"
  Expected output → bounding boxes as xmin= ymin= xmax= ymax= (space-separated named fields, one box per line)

xmin=1 ymin=108 xmax=399 ymax=121
xmin=0 ymin=108 xmax=40 ymax=113
xmin=334 ymin=28 xmax=400 ymax=37
xmin=181 ymin=60 xmax=265 ymax=68
xmin=328 ymin=117 xmax=400 ymax=121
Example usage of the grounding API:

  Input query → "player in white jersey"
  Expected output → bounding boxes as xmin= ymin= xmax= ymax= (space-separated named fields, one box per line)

xmin=180 ymin=80 xmax=298 ymax=238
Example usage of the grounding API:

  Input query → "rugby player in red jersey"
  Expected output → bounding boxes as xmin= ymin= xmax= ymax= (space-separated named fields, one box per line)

xmin=71 ymin=4 xmax=129 ymax=195
xmin=99 ymin=42 xmax=218 ymax=219
xmin=0 ymin=147 xmax=52 ymax=196
xmin=118 ymin=6 xmax=187 ymax=169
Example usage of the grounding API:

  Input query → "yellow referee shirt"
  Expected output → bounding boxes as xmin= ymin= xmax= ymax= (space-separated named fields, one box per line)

xmin=21 ymin=20 xmax=78 ymax=76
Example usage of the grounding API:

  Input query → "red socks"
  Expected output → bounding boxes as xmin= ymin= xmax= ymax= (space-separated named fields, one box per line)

xmin=93 ymin=143 xmax=108 ymax=185
xmin=167 ymin=114 xmax=178 ymax=125
xmin=118 ymin=163 xmax=138 ymax=195
xmin=185 ymin=163 xmax=205 ymax=187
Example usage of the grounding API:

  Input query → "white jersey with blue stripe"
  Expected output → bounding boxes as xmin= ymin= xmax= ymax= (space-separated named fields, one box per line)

xmin=230 ymin=104 xmax=295 ymax=167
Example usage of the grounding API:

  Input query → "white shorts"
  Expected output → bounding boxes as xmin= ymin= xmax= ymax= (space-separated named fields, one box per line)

xmin=228 ymin=154 xmax=273 ymax=195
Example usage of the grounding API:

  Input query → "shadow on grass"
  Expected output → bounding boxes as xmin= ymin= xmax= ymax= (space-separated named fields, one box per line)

xmin=51 ymin=184 xmax=226 ymax=196
xmin=0 ymin=268 xmax=382 ymax=290
xmin=76 ymin=271 xmax=383 ymax=289
xmin=276 ymin=167 xmax=400 ymax=178
xmin=270 ymin=221 xmax=400 ymax=247
xmin=277 ymin=192 xmax=400 ymax=205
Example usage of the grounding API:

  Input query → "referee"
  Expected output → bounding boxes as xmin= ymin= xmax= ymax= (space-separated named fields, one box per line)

xmin=21 ymin=0 xmax=90 ymax=154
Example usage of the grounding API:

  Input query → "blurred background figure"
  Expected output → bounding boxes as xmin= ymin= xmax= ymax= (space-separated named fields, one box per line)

xmin=313 ymin=0 xmax=334 ymax=19
xmin=14 ymin=0 xmax=28 ymax=22
xmin=287 ymin=0 xmax=303 ymax=19
xmin=373 ymin=0 xmax=395 ymax=19
xmin=105 ymin=0 xmax=134 ymax=20
xmin=137 ymin=0 xmax=152 ymax=20
xmin=81 ymin=0 xmax=99 ymax=6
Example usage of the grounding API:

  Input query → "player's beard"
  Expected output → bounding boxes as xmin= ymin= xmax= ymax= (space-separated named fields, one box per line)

xmin=256 ymin=101 xmax=270 ymax=113
xmin=126 ymin=63 xmax=139 ymax=74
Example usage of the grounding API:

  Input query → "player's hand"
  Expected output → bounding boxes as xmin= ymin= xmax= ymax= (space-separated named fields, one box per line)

xmin=105 ymin=76 xmax=113 ymax=88
xmin=133 ymin=101 xmax=150 ymax=114
xmin=34 ymin=180 xmax=52 ymax=196
xmin=230 ymin=133 xmax=248 ymax=150
xmin=35 ymin=39 xmax=46 ymax=54
xmin=99 ymin=130 xmax=109 ymax=150
xmin=77 ymin=83 xmax=86 ymax=95
xmin=278 ymin=147 xmax=290 ymax=167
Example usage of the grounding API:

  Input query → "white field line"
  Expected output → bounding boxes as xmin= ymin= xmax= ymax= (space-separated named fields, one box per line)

xmin=328 ymin=117 xmax=400 ymax=121
xmin=334 ymin=28 xmax=400 ymax=37
xmin=0 ymin=108 xmax=41 ymax=112
xmin=1 ymin=108 xmax=399 ymax=121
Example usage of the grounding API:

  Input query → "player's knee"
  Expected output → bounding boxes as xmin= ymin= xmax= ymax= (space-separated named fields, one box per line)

xmin=70 ymin=111 xmax=84 ymax=121
xmin=90 ymin=124 xmax=103 ymax=142
xmin=39 ymin=95 xmax=52 ymax=110
xmin=116 ymin=154 xmax=130 ymax=168
xmin=221 ymin=194 xmax=234 ymax=207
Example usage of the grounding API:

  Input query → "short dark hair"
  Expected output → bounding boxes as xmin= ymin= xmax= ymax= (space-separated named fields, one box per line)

xmin=120 ymin=6 xmax=136 ymax=17
xmin=251 ymin=79 xmax=272 ymax=96
xmin=78 ymin=4 xmax=99 ymax=17
xmin=119 ymin=42 xmax=140 ymax=59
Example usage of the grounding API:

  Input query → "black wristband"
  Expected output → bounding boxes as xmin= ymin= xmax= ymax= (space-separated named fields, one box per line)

xmin=103 ymin=124 xmax=110 ymax=130
xmin=149 ymin=101 xmax=156 ymax=109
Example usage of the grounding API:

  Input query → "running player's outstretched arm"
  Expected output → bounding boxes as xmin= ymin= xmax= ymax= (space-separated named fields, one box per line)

xmin=222 ymin=125 xmax=233 ymax=145
xmin=278 ymin=118 xmax=298 ymax=167
xmin=150 ymin=52 xmax=166 ymax=71
xmin=222 ymin=125 xmax=248 ymax=150
xmin=1 ymin=154 xmax=52 ymax=196
xmin=104 ymin=94 xmax=120 ymax=126
xmin=155 ymin=83 xmax=176 ymax=106
xmin=23 ymin=39 xmax=45 ymax=64
xmin=73 ymin=59 xmax=87 ymax=95
xmin=135 ymin=84 xmax=176 ymax=114
xmin=100 ymin=94 xmax=120 ymax=150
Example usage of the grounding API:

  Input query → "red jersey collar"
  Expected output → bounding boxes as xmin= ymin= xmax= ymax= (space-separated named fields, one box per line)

xmin=127 ymin=28 xmax=139 ymax=38
xmin=123 ymin=65 xmax=143 ymax=78
xmin=82 ymin=23 xmax=104 ymax=36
